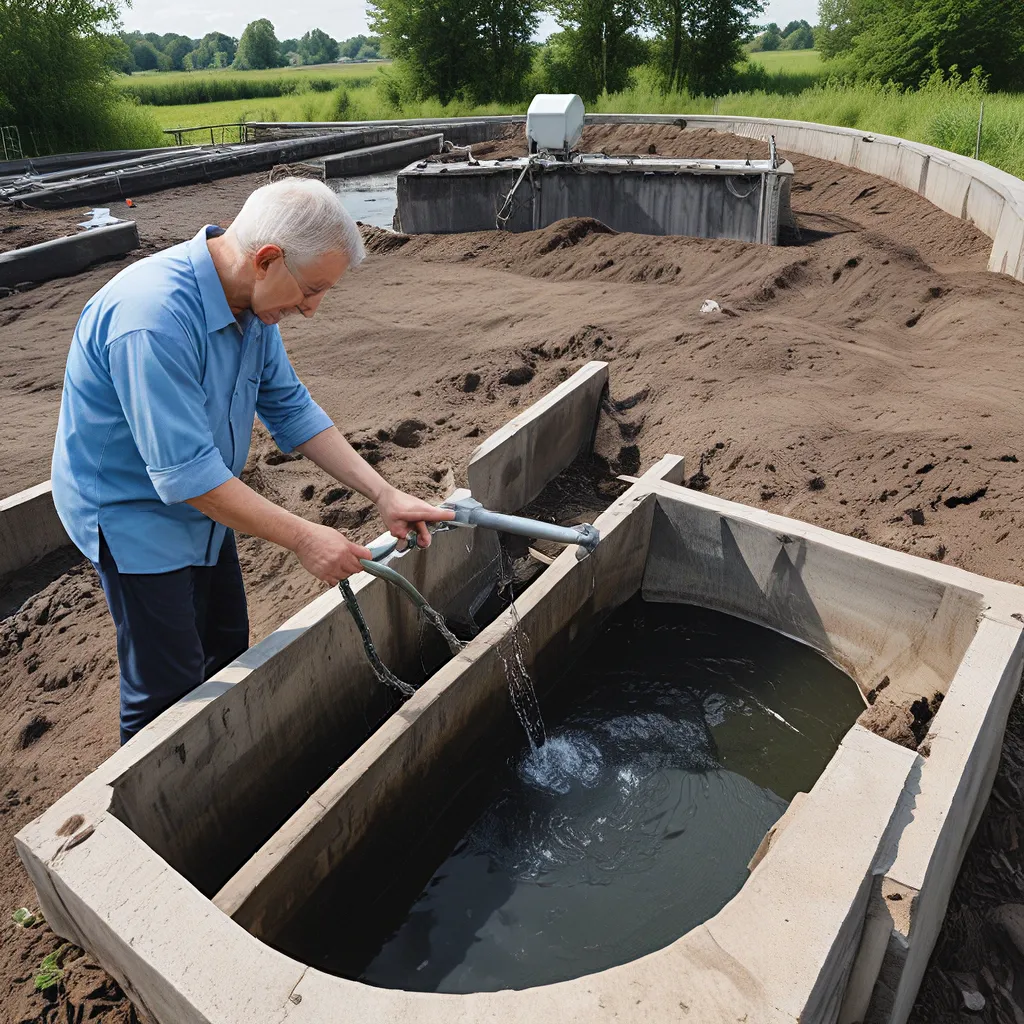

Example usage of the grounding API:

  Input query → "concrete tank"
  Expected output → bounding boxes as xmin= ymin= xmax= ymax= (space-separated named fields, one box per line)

xmin=395 ymin=155 xmax=795 ymax=244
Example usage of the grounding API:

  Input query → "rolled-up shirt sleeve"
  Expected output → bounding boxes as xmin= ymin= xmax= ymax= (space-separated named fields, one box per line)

xmin=107 ymin=330 xmax=233 ymax=504
xmin=256 ymin=326 xmax=333 ymax=452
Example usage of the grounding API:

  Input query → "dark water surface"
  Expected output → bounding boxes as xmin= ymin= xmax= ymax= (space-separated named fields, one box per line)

xmin=297 ymin=598 xmax=864 ymax=992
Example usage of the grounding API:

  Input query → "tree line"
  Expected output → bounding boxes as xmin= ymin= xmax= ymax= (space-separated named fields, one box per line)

xmin=112 ymin=26 xmax=383 ymax=74
xmin=370 ymin=0 xmax=766 ymax=104
xmin=817 ymin=0 xmax=1024 ymax=91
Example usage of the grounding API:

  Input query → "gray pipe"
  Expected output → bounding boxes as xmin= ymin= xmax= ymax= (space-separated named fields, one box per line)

xmin=442 ymin=496 xmax=600 ymax=555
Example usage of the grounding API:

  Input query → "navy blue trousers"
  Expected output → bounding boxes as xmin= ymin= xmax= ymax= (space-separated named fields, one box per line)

xmin=93 ymin=531 xmax=249 ymax=744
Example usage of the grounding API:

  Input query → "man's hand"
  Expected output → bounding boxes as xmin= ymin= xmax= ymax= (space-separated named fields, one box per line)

xmin=293 ymin=522 xmax=374 ymax=586
xmin=376 ymin=485 xmax=456 ymax=549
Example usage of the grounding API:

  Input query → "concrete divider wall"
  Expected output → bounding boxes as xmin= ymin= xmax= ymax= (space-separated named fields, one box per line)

xmin=108 ymin=516 xmax=499 ymax=897
xmin=0 ymin=221 xmax=140 ymax=289
xmin=0 ymin=481 xmax=71 ymax=577
xmin=321 ymin=133 xmax=443 ymax=177
xmin=467 ymin=360 xmax=608 ymax=512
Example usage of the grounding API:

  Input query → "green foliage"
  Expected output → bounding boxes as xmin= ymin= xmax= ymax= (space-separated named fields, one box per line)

xmin=817 ymin=0 xmax=1024 ymax=90
xmin=120 ymin=68 xmax=371 ymax=106
xmin=106 ymin=33 xmax=135 ymax=73
xmin=648 ymin=0 xmax=764 ymax=95
xmin=234 ymin=19 xmax=283 ymax=70
xmin=783 ymin=24 xmax=814 ymax=49
xmin=0 ymin=0 xmax=165 ymax=153
xmin=187 ymin=31 xmax=238 ymax=71
xmin=369 ymin=0 xmax=538 ymax=104
xmin=298 ymin=28 xmax=340 ymax=65
xmin=816 ymin=0 xmax=855 ymax=58
xmin=34 ymin=944 xmax=72 ymax=992
xmin=161 ymin=33 xmax=194 ymax=70
xmin=340 ymin=34 xmax=383 ymax=59
xmin=544 ymin=0 xmax=646 ymax=101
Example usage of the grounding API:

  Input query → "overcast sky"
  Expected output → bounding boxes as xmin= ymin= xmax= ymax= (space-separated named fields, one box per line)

xmin=121 ymin=0 xmax=819 ymax=46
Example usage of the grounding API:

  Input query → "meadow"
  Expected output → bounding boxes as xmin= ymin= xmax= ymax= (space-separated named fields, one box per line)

xmin=134 ymin=50 xmax=1024 ymax=179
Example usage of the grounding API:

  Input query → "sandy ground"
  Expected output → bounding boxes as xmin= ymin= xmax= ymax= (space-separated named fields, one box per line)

xmin=2 ymin=124 xmax=1024 ymax=1022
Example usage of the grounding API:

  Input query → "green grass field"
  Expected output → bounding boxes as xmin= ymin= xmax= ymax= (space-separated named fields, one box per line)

xmin=120 ymin=63 xmax=390 ymax=107
xmin=745 ymin=49 xmax=822 ymax=75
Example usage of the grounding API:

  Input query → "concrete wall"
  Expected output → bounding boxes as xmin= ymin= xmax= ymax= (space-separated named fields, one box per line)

xmin=642 ymin=485 xmax=983 ymax=705
xmin=322 ymin=134 xmax=443 ymax=177
xmin=640 ymin=479 xmax=1024 ymax=1024
xmin=108 ymin=516 xmax=500 ymax=897
xmin=0 ymin=221 xmax=140 ymax=288
xmin=467 ymin=360 xmax=607 ymax=512
xmin=0 ymin=481 xmax=72 ymax=577
xmin=396 ymin=160 xmax=792 ymax=244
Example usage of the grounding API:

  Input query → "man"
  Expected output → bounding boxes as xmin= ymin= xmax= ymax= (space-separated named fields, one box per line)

xmin=52 ymin=178 xmax=454 ymax=744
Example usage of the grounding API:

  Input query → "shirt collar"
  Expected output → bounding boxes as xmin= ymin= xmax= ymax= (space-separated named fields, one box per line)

xmin=188 ymin=225 xmax=237 ymax=334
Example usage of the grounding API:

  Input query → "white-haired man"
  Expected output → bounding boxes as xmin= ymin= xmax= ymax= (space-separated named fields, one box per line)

xmin=52 ymin=178 xmax=453 ymax=744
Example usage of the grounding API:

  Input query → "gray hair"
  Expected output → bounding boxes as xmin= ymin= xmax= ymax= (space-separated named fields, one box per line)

xmin=230 ymin=178 xmax=366 ymax=269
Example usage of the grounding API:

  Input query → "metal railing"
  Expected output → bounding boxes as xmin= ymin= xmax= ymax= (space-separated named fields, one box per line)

xmin=164 ymin=122 xmax=248 ymax=147
xmin=1 ymin=126 xmax=24 ymax=161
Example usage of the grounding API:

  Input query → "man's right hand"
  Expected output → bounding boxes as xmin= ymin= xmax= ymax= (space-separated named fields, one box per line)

xmin=292 ymin=522 xmax=374 ymax=586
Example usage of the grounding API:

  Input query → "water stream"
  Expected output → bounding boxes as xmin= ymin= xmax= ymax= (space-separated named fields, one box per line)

xmin=324 ymin=597 xmax=865 ymax=992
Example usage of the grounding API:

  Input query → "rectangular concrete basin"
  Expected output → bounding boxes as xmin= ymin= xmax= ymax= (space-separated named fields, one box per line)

xmin=17 ymin=452 xmax=1024 ymax=1024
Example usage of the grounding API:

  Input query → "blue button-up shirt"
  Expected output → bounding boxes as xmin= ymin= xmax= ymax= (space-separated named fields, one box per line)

xmin=51 ymin=225 xmax=333 ymax=573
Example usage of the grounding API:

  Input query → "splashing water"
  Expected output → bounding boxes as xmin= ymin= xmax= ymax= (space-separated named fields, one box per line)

xmin=496 ymin=550 xmax=547 ymax=749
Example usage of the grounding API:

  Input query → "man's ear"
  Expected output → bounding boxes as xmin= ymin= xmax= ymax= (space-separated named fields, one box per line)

xmin=253 ymin=244 xmax=284 ymax=280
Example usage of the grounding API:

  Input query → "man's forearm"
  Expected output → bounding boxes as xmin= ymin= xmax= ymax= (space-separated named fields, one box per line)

xmin=186 ymin=477 xmax=310 ymax=550
xmin=295 ymin=426 xmax=392 ymax=502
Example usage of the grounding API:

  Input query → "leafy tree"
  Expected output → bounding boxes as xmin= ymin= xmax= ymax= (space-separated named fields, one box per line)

xmin=781 ymin=18 xmax=806 ymax=35
xmin=476 ymin=0 xmax=540 ymax=101
xmin=819 ymin=0 xmax=1024 ymax=90
xmin=816 ymin=0 xmax=857 ymax=58
xmin=279 ymin=37 xmax=300 ymax=59
xmin=298 ymin=27 xmax=340 ymax=64
xmin=0 ymin=0 xmax=163 ymax=151
xmin=130 ymin=38 xmax=162 ymax=70
xmin=650 ymin=0 xmax=764 ymax=93
xmin=354 ymin=40 xmax=382 ymax=58
xmin=340 ymin=33 xmax=383 ymax=58
xmin=161 ymin=33 xmax=194 ymax=70
xmin=370 ymin=0 xmax=535 ymax=102
xmin=189 ymin=31 xmax=237 ymax=69
xmin=760 ymin=21 xmax=782 ymax=49
xmin=106 ymin=32 xmax=134 ymax=72
xmin=546 ymin=0 xmax=646 ymax=100
xmin=233 ymin=18 xmax=283 ymax=69
xmin=783 ymin=22 xmax=814 ymax=47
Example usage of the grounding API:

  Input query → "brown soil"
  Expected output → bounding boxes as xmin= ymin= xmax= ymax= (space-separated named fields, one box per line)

xmin=2 ymin=124 xmax=1024 ymax=1023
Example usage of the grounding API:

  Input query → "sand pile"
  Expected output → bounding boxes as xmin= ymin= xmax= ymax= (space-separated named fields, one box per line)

xmin=2 ymin=124 xmax=1024 ymax=1022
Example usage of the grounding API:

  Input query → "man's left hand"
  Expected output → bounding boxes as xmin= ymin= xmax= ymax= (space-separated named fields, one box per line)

xmin=376 ymin=485 xmax=456 ymax=549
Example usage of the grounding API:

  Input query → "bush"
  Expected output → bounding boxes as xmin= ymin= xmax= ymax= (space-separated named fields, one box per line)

xmin=0 ymin=0 xmax=167 ymax=154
